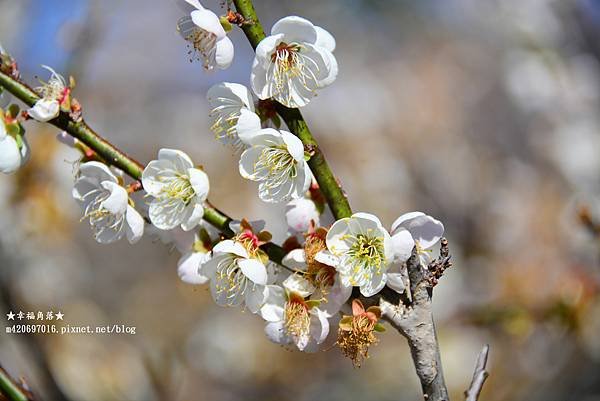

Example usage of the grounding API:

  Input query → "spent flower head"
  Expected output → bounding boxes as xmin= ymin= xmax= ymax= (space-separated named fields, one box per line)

xmin=337 ymin=299 xmax=385 ymax=368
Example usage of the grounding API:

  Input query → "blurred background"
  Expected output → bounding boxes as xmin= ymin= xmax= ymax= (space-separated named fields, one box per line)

xmin=1 ymin=0 xmax=600 ymax=400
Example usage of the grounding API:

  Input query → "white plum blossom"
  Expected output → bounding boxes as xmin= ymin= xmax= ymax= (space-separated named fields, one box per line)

xmin=28 ymin=65 xmax=68 ymax=122
xmin=325 ymin=213 xmax=396 ymax=297
xmin=207 ymin=82 xmax=260 ymax=149
xmin=0 ymin=115 xmax=29 ymax=174
xmin=177 ymin=0 xmax=234 ymax=70
xmin=73 ymin=161 xmax=144 ymax=244
xmin=201 ymin=239 xmax=270 ymax=312
xmin=285 ymin=197 xmax=320 ymax=233
xmin=142 ymin=149 xmax=209 ymax=231
xmin=391 ymin=211 xmax=444 ymax=267
xmin=259 ymin=282 xmax=330 ymax=352
xmin=239 ymin=128 xmax=312 ymax=203
xmin=251 ymin=16 xmax=338 ymax=108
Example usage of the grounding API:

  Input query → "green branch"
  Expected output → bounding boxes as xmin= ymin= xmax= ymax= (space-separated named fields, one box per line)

xmin=0 ymin=366 xmax=34 ymax=401
xmin=0 ymin=71 xmax=255 ymax=250
xmin=232 ymin=0 xmax=353 ymax=219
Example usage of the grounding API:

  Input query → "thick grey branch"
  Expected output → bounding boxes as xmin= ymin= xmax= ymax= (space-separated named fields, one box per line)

xmin=465 ymin=345 xmax=490 ymax=401
xmin=379 ymin=251 xmax=449 ymax=401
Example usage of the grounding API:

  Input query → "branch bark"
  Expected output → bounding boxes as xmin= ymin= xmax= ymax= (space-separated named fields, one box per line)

xmin=464 ymin=345 xmax=490 ymax=401
xmin=378 ymin=252 xmax=449 ymax=401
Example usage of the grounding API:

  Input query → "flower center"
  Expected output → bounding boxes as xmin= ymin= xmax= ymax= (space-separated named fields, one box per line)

xmin=342 ymin=232 xmax=386 ymax=285
xmin=209 ymin=97 xmax=244 ymax=149
xmin=214 ymin=255 xmax=252 ymax=305
xmin=185 ymin=28 xmax=217 ymax=70
xmin=81 ymin=189 xmax=124 ymax=237
xmin=159 ymin=174 xmax=195 ymax=205
xmin=268 ymin=42 xmax=318 ymax=104
xmin=253 ymin=146 xmax=297 ymax=189
xmin=304 ymin=236 xmax=336 ymax=291
xmin=284 ymin=297 xmax=310 ymax=340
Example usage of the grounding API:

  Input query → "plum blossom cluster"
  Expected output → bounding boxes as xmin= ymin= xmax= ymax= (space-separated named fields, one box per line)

xmin=0 ymin=4 xmax=447 ymax=367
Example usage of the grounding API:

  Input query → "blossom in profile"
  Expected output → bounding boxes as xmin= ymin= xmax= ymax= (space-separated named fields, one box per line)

xmin=251 ymin=16 xmax=338 ymax=108
xmin=239 ymin=128 xmax=312 ymax=203
xmin=207 ymin=82 xmax=260 ymax=149
xmin=0 ymin=110 xmax=29 ymax=174
xmin=142 ymin=149 xmax=209 ymax=231
xmin=28 ymin=65 xmax=71 ymax=122
xmin=177 ymin=0 xmax=234 ymax=70
xmin=391 ymin=211 xmax=444 ymax=266
xmin=73 ymin=161 xmax=144 ymax=244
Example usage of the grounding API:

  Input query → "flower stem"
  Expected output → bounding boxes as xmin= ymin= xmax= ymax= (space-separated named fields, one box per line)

xmin=232 ymin=0 xmax=353 ymax=220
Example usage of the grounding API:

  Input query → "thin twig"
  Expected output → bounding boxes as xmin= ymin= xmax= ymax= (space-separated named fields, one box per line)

xmin=0 ymin=366 xmax=35 ymax=401
xmin=464 ymin=345 xmax=490 ymax=401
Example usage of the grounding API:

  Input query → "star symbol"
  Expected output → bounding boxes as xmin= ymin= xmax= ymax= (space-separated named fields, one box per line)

xmin=55 ymin=311 xmax=64 ymax=320
xmin=6 ymin=311 xmax=15 ymax=320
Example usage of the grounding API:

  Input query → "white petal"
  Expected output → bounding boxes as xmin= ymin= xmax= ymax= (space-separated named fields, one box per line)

xmin=239 ymin=146 xmax=264 ymax=180
xmin=148 ymin=198 xmax=186 ymax=230
xmin=79 ymin=161 xmax=118 ymax=185
xmin=314 ymin=250 xmax=339 ymax=267
xmin=285 ymin=198 xmax=319 ymax=233
xmin=255 ymin=34 xmax=284 ymax=62
xmin=322 ymin=275 xmax=352 ymax=316
xmin=391 ymin=211 xmax=426 ymax=233
xmin=325 ymin=218 xmax=352 ymax=254
xmin=386 ymin=272 xmax=406 ymax=294
xmin=245 ymin=285 xmax=269 ymax=313
xmin=236 ymin=108 xmax=262 ymax=145
xmin=28 ymin=99 xmax=59 ymax=122
xmin=250 ymin=58 xmax=270 ymax=100
xmin=359 ymin=271 xmax=386 ymax=297
xmin=271 ymin=16 xmax=317 ymax=44
xmin=310 ymin=308 xmax=330 ymax=344
xmin=260 ymin=285 xmax=286 ymax=322
xmin=125 ymin=205 xmax=145 ymax=244
xmin=212 ymin=240 xmax=248 ymax=258
xmin=0 ymin=120 xmax=6 ymax=140
xmin=352 ymin=212 xmax=384 ymax=228
xmin=0 ymin=136 xmax=23 ymax=174
xmin=215 ymin=37 xmax=234 ymax=69
xmin=282 ymin=249 xmax=307 ymax=270
xmin=207 ymin=82 xmax=254 ymax=110
xmin=178 ymin=252 xmax=211 ymax=284
xmin=390 ymin=228 xmax=415 ymax=263
xmin=141 ymin=159 xmax=172 ymax=195
xmin=280 ymin=130 xmax=304 ymax=162
xmin=99 ymin=181 xmax=128 ymax=215
xmin=188 ymin=167 xmax=210 ymax=200
xmin=283 ymin=274 xmax=315 ymax=297
xmin=157 ymin=148 xmax=194 ymax=171
xmin=265 ymin=321 xmax=290 ymax=345
xmin=315 ymin=26 xmax=336 ymax=52
xmin=180 ymin=202 xmax=204 ymax=231
xmin=190 ymin=9 xmax=226 ymax=39
xmin=392 ymin=212 xmax=444 ymax=249
xmin=239 ymin=258 xmax=268 ymax=285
